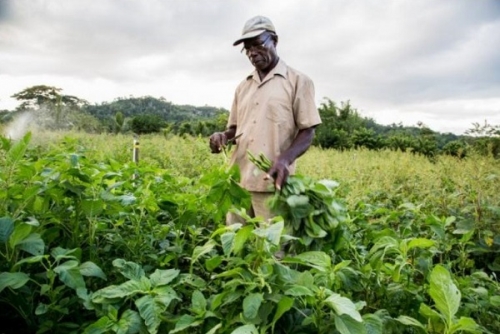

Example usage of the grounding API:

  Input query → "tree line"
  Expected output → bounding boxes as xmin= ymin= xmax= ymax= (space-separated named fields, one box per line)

xmin=1 ymin=85 xmax=499 ymax=158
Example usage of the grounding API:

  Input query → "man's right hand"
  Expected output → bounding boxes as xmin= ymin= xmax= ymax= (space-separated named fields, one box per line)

xmin=209 ymin=132 xmax=228 ymax=154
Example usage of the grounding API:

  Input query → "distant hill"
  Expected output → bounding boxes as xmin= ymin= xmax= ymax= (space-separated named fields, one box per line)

xmin=83 ymin=96 xmax=228 ymax=123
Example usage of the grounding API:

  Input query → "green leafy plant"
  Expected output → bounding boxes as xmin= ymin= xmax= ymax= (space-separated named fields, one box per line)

xmin=397 ymin=265 xmax=482 ymax=334
xmin=247 ymin=151 xmax=348 ymax=253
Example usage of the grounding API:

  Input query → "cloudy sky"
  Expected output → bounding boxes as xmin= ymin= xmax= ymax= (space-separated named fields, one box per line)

xmin=1 ymin=0 xmax=499 ymax=134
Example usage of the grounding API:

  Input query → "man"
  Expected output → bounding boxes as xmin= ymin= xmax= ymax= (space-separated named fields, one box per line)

xmin=209 ymin=15 xmax=321 ymax=224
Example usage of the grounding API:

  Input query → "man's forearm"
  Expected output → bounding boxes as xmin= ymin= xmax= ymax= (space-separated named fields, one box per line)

xmin=279 ymin=127 xmax=316 ymax=165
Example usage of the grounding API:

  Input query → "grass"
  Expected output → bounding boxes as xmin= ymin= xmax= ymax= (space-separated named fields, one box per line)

xmin=15 ymin=129 xmax=500 ymax=232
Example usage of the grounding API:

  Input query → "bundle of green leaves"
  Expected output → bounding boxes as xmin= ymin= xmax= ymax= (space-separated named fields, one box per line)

xmin=248 ymin=151 xmax=347 ymax=251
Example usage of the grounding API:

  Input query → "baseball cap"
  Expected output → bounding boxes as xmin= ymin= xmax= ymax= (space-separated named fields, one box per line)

xmin=233 ymin=15 xmax=276 ymax=46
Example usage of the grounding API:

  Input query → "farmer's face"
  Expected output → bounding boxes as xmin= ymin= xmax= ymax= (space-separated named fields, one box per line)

xmin=242 ymin=32 xmax=278 ymax=71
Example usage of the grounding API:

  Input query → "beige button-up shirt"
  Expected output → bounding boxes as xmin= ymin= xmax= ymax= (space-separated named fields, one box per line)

xmin=228 ymin=59 xmax=322 ymax=192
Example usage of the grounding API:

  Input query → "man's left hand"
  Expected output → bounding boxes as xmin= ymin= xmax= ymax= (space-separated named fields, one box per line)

xmin=266 ymin=158 xmax=290 ymax=191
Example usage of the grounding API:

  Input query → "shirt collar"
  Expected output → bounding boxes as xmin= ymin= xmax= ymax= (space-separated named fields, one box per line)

xmin=246 ymin=59 xmax=287 ymax=82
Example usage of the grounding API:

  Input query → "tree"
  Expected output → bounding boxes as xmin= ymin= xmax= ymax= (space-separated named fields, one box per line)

xmin=387 ymin=134 xmax=415 ymax=152
xmin=11 ymin=85 xmax=88 ymax=111
xmin=442 ymin=140 xmax=468 ymax=158
xmin=313 ymin=99 xmax=366 ymax=149
xmin=12 ymin=85 xmax=62 ymax=110
xmin=130 ymin=114 xmax=165 ymax=134
xmin=465 ymin=120 xmax=500 ymax=158
xmin=411 ymin=122 xmax=438 ymax=158
xmin=352 ymin=128 xmax=384 ymax=150
xmin=10 ymin=85 xmax=96 ymax=131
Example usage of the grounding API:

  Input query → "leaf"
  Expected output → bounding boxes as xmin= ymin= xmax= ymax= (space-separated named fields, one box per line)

xmin=117 ymin=194 xmax=136 ymax=205
xmin=369 ymin=236 xmax=399 ymax=255
xmin=318 ymin=179 xmax=339 ymax=190
xmin=0 ymin=272 xmax=30 ymax=292
xmin=35 ymin=303 xmax=49 ymax=315
xmin=80 ymin=261 xmax=107 ymax=280
xmin=233 ymin=225 xmax=253 ymax=254
xmin=230 ymin=324 xmax=258 ymax=334
xmin=325 ymin=293 xmax=362 ymax=322
xmin=221 ymin=232 xmax=235 ymax=256
xmin=419 ymin=303 xmax=443 ymax=326
xmin=0 ymin=216 xmax=14 ymax=243
xmin=334 ymin=314 xmax=367 ymax=334
xmin=178 ymin=273 xmax=207 ymax=289
xmin=192 ymin=239 xmax=217 ymax=263
xmin=453 ymin=219 xmax=474 ymax=235
xmin=192 ymin=290 xmax=207 ymax=313
xmin=17 ymin=233 xmax=45 ymax=256
xmin=92 ymin=277 xmax=151 ymax=303
xmin=265 ymin=220 xmax=284 ymax=246
xmin=9 ymin=223 xmax=32 ymax=248
xmin=243 ymin=293 xmax=263 ymax=320
xmin=14 ymin=255 xmax=47 ymax=268
xmin=81 ymin=199 xmax=104 ymax=217
xmin=450 ymin=317 xmax=481 ymax=333
xmin=51 ymin=247 xmax=81 ymax=262
xmin=286 ymin=195 xmax=309 ymax=207
xmin=83 ymin=316 xmax=112 ymax=334
xmin=407 ymin=238 xmax=435 ymax=250
xmin=395 ymin=315 xmax=427 ymax=332
xmin=205 ymin=256 xmax=223 ymax=272
xmin=252 ymin=220 xmax=284 ymax=245
xmin=149 ymin=268 xmax=179 ymax=287
xmin=429 ymin=265 xmax=461 ymax=324
xmin=112 ymin=259 xmax=145 ymax=281
xmin=490 ymin=295 xmax=500 ymax=307
xmin=7 ymin=131 xmax=31 ymax=163
xmin=289 ymin=251 xmax=331 ymax=271
xmin=272 ymin=296 xmax=293 ymax=328
xmin=169 ymin=314 xmax=203 ymax=334
xmin=24 ymin=216 xmax=40 ymax=227
xmin=153 ymin=285 xmax=180 ymax=308
xmin=363 ymin=314 xmax=384 ymax=334
xmin=284 ymin=285 xmax=314 ymax=297
xmin=206 ymin=323 xmax=222 ymax=334
xmin=54 ymin=260 xmax=86 ymax=289
xmin=77 ymin=287 xmax=94 ymax=311
xmin=135 ymin=295 xmax=166 ymax=334
xmin=115 ymin=309 xmax=142 ymax=334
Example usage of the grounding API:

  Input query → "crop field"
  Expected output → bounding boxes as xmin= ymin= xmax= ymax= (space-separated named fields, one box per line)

xmin=1 ymin=130 xmax=499 ymax=334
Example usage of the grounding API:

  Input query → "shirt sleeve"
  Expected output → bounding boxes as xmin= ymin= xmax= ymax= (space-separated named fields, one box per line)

xmin=227 ymin=89 xmax=239 ymax=128
xmin=293 ymin=75 xmax=322 ymax=129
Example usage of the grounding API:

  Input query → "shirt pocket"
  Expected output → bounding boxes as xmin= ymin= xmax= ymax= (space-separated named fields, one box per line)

xmin=265 ymin=97 xmax=292 ymax=124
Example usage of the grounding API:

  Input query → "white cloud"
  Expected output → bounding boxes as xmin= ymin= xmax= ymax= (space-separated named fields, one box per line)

xmin=1 ymin=0 xmax=500 ymax=134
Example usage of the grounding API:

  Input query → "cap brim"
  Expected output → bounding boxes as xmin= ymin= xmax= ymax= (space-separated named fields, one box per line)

xmin=233 ymin=29 xmax=266 ymax=46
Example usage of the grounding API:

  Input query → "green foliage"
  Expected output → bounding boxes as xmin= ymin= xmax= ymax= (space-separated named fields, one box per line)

xmin=465 ymin=121 xmax=500 ymax=158
xmin=7 ymin=86 xmax=500 ymax=161
xmin=248 ymin=151 xmax=348 ymax=253
xmin=130 ymin=114 xmax=166 ymax=134
xmin=387 ymin=133 xmax=416 ymax=152
xmin=1 ymin=131 xmax=499 ymax=334
xmin=443 ymin=140 xmax=468 ymax=158
xmin=83 ymin=96 xmax=228 ymax=130
xmin=113 ymin=111 xmax=128 ymax=134
xmin=352 ymin=128 xmax=384 ymax=150
xmin=313 ymin=99 xmax=367 ymax=150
